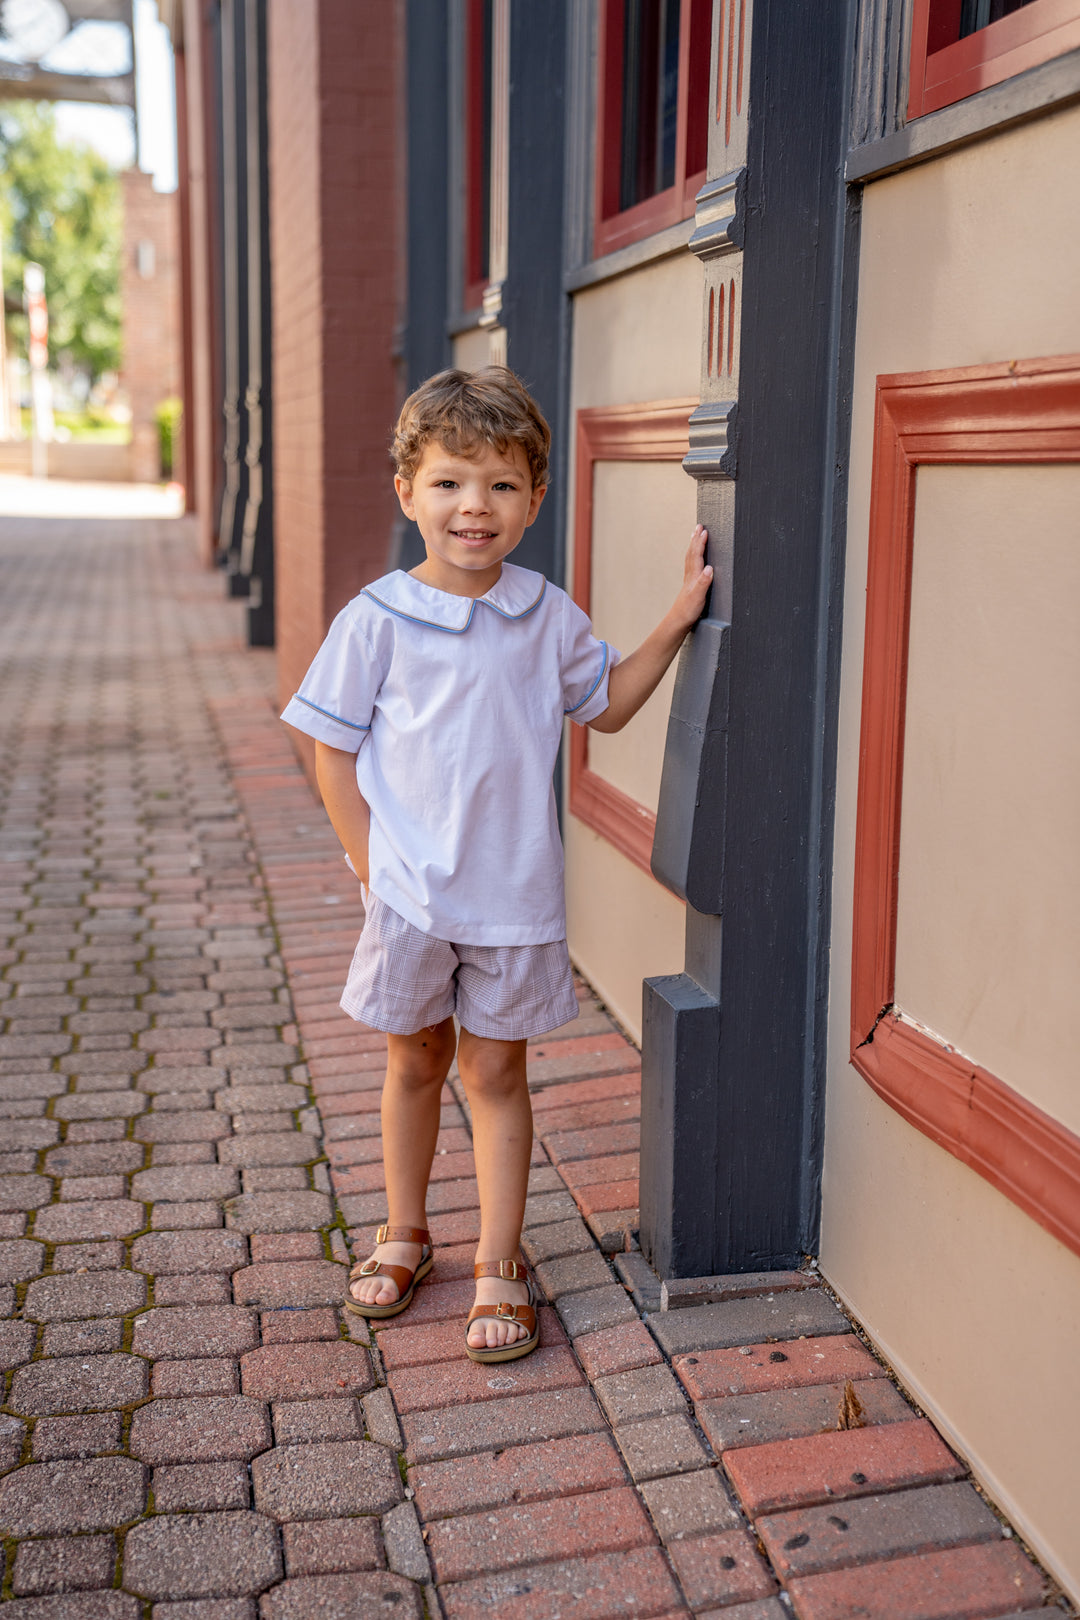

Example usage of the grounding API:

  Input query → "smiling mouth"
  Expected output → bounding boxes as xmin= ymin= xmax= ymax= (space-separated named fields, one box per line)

xmin=451 ymin=530 xmax=496 ymax=542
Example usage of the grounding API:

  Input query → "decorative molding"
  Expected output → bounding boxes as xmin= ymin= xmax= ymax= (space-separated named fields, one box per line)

xmin=908 ymin=0 xmax=1080 ymax=119
xmin=851 ymin=353 xmax=1080 ymax=1259
xmin=847 ymin=44 xmax=1080 ymax=182
xmin=683 ymin=400 xmax=737 ymax=480
xmin=687 ymin=168 xmax=745 ymax=259
xmin=569 ymin=401 xmax=696 ymax=874
xmin=711 ymin=0 xmax=751 ymax=174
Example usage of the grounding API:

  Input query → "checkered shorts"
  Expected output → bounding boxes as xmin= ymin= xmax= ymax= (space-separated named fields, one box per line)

xmin=340 ymin=889 xmax=579 ymax=1041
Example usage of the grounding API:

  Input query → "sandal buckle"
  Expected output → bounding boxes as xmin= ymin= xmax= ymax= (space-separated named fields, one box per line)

xmin=357 ymin=1259 xmax=380 ymax=1277
xmin=375 ymin=1224 xmax=388 ymax=1244
xmin=498 ymin=1259 xmax=521 ymax=1280
xmin=496 ymin=1301 xmax=518 ymax=1319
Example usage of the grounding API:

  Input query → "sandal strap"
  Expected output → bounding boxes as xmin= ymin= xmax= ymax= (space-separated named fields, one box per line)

xmin=474 ymin=1258 xmax=527 ymax=1281
xmin=467 ymin=1301 xmax=537 ymax=1333
xmin=376 ymin=1224 xmax=430 ymax=1245
xmin=349 ymin=1259 xmax=418 ymax=1295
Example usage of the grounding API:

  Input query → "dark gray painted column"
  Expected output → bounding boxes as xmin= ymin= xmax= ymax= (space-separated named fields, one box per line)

xmin=501 ymin=0 xmax=566 ymax=582
xmin=237 ymin=0 xmax=274 ymax=646
xmin=216 ymin=0 xmax=250 ymax=583
xmin=399 ymin=0 xmax=451 ymax=573
xmin=642 ymin=0 xmax=857 ymax=1276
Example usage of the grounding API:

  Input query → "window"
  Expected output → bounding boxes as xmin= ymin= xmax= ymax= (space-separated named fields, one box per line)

xmin=463 ymin=0 xmax=493 ymax=311
xmin=908 ymin=0 xmax=1080 ymax=117
xmin=595 ymin=0 xmax=711 ymax=258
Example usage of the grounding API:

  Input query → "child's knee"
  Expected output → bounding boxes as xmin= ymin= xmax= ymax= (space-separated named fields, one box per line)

xmin=457 ymin=1035 xmax=527 ymax=1101
xmin=388 ymin=1021 xmax=456 ymax=1089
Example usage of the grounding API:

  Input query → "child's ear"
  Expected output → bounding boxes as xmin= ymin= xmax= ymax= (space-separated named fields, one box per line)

xmin=525 ymin=482 xmax=547 ymax=526
xmin=394 ymin=474 xmax=416 ymax=521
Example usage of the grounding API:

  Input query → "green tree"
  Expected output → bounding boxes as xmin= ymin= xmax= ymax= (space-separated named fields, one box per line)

xmin=0 ymin=100 xmax=123 ymax=381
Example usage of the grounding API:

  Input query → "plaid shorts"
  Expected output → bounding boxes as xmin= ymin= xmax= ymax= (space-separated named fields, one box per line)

xmin=340 ymin=889 xmax=579 ymax=1041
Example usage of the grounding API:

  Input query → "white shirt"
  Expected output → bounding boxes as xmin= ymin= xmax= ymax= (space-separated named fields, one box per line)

xmin=280 ymin=565 xmax=618 ymax=945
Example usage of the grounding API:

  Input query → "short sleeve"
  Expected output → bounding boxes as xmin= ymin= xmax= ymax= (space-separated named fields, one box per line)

xmin=561 ymin=595 xmax=621 ymax=726
xmin=280 ymin=603 xmax=382 ymax=753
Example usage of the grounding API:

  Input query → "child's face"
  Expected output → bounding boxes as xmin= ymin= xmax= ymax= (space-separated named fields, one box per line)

xmin=395 ymin=438 xmax=546 ymax=594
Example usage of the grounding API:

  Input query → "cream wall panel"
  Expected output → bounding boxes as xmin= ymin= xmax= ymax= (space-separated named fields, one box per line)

xmin=571 ymin=253 xmax=702 ymax=409
xmin=565 ymin=819 xmax=685 ymax=1043
xmin=588 ymin=460 xmax=699 ymax=812
xmin=562 ymin=251 xmax=701 ymax=1034
xmin=824 ymin=103 xmax=1080 ymax=1601
xmin=452 ymin=326 xmax=495 ymax=372
xmin=895 ymin=463 xmax=1080 ymax=1132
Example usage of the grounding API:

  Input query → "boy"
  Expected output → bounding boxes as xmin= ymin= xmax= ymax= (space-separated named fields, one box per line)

xmin=282 ymin=367 xmax=710 ymax=1362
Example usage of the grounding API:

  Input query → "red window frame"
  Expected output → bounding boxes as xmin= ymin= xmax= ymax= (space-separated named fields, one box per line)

xmin=569 ymin=401 xmax=695 ymax=873
xmin=463 ymin=0 xmax=490 ymax=313
xmin=594 ymin=0 xmax=711 ymax=259
xmin=908 ymin=0 xmax=1080 ymax=118
xmin=852 ymin=354 xmax=1080 ymax=1259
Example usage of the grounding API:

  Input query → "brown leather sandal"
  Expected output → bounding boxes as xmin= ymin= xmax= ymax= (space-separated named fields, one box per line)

xmin=465 ymin=1258 xmax=539 ymax=1364
xmin=343 ymin=1223 xmax=433 ymax=1320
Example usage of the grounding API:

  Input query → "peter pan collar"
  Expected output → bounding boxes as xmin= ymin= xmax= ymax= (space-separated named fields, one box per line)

xmin=361 ymin=565 xmax=547 ymax=634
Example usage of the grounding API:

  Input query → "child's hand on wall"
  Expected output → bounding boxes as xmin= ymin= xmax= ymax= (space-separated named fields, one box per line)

xmin=589 ymin=524 xmax=712 ymax=734
xmin=671 ymin=524 xmax=713 ymax=632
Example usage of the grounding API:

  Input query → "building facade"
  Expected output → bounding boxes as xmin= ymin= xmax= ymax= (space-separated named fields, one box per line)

xmin=161 ymin=0 xmax=1080 ymax=1597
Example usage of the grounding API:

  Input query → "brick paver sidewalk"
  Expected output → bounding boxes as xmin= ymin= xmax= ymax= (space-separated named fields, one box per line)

xmin=0 ymin=513 xmax=1066 ymax=1618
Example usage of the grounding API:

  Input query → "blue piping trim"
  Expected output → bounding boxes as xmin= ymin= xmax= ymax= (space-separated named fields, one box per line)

xmin=361 ymin=575 xmax=546 ymax=631
xmin=565 ymin=641 xmax=610 ymax=716
xmin=479 ymin=577 xmax=547 ymax=620
xmin=362 ymin=588 xmax=476 ymax=634
xmin=294 ymin=694 xmax=370 ymax=730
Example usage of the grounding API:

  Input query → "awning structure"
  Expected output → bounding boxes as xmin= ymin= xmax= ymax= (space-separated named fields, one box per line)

xmin=0 ymin=0 xmax=134 ymax=106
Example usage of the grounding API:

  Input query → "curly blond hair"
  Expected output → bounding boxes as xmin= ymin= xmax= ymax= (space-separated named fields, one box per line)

xmin=392 ymin=366 xmax=551 ymax=489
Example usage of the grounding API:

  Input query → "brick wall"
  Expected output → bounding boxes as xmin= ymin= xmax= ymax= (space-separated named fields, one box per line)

xmin=268 ymin=0 xmax=402 ymax=782
xmin=121 ymin=170 xmax=182 ymax=486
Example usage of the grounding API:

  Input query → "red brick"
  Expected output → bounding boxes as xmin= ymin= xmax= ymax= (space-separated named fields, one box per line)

xmin=428 ymin=1483 xmax=654 ymax=1583
xmin=724 ymin=1419 xmax=965 ymax=1516
xmin=259 ymin=1306 xmax=339 ymax=1343
xmin=154 ymin=1274 xmax=233 ymax=1306
xmin=232 ymin=1260 xmax=346 ymax=1309
xmin=281 ymin=1515 xmax=383 ymax=1575
xmin=785 ymin=1539 xmax=1046 ymax=1620
xmin=570 ymin=1180 xmax=641 ymax=1213
xmin=12 ymin=1531 xmax=117 ymax=1596
xmin=249 ymin=1232 xmax=324 ymax=1262
xmin=379 ymin=1305 xmax=565 ymax=1370
xmin=530 ymin=1072 xmax=642 ymax=1112
xmin=152 ymin=1461 xmax=250 ymax=1511
xmin=261 ymin=1574 xmax=420 ymax=1619
xmin=698 ymin=1378 xmax=913 ymax=1453
xmin=129 ymin=1397 xmax=271 ymax=1463
xmin=542 ymin=1123 xmax=641 ymax=1163
xmin=756 ymin=1482 xmax=1003 ymax=1579
xmin=241 ymin=1339 xmax=373 ymax=1399
xmin=390 ymin=1344 xmax=584 ymax=1415
xmin=152 ymin=1360 xmax=240 ymax=1397
xmin=526 ymin=1032 xmax=629 ymax=1060
xmin=575 ymin=1319 xmax=662 ymax=1380
xmin=251 ymin=1439 xmax=402 ymax=1521
xmin=668 ymin=1526 xmax=777 ymax=1610
xmin=674 ymin=1336 xmax=884 ymax=1400
xmin=439 ymin=1544 xmax=681 ymax=1619
xmin=535 ymin=1095 xmax=641 ymax=1135
xmin=365 ymin=1275 xmax=473 ymax=1329
xmin=409 ymin=1430 xmax=627 ymax=1521
xmin=402 ymin=1385 xmax=606 ymax=1465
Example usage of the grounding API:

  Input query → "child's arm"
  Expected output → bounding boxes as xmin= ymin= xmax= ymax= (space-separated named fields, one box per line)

xmin=589 ymin=524 xmax=713 ymax=735
xmin=315 ymin=742 xmax=371 ymax=884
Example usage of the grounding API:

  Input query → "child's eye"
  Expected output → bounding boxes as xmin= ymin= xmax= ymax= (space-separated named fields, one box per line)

xmin=435 ymin=480 xmax=458 ymax=489
xmin=493 ymin=482 xmax=517 ymax=491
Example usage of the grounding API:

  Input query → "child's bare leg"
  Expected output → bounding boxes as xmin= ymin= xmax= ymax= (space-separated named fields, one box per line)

xmin=348 ymin=1018 xmax=456 ymax=1308
xmin=457 ymin=1029 xmax=533 ymax=1349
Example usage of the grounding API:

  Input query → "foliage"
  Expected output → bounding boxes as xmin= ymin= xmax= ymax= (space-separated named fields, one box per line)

xmin=0 ymin=101 xmax=123 ymax=381
xmin=155 ymin=395 xmax=182 ymax=476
